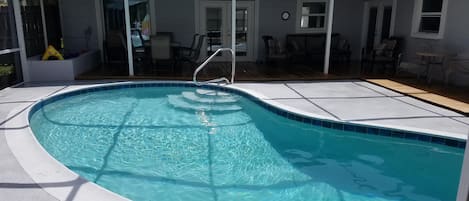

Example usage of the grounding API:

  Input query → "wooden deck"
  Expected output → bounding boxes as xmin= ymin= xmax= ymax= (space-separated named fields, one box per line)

xmin=77 ymin=62 xmax=357 ymax=81
xmin=368 ymin=79 xmax=469 ymax=115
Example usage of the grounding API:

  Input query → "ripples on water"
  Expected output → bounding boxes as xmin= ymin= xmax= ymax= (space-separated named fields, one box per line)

xmin=30 ymin=87 xmax=464 ymax=201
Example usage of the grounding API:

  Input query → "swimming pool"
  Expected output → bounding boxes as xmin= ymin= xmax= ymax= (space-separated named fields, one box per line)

xmin=29 ymin=82 xmax=465 ymax=201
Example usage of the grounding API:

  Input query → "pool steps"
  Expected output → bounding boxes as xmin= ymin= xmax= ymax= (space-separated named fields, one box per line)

xmin=167 ymin=91 xmax=242 ymax=112
xmin=182 ymin=91 xmax=238 ymax=104
xmin=195 ymin=89 xmax=231 ymax=97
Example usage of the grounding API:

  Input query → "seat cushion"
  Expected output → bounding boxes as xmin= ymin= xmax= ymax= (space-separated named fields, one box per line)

xmin=375 ymin=40 xmax=397 ymax=57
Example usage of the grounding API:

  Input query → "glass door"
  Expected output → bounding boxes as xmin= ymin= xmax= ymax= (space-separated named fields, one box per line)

xmin=205 ymin=6 xmax=224 ymax=58
xmin=235 ymin=7 xmax=249 ymax=57
xmin=20 ymin=0 xmax=46 ymax=57
xmin=129 ymin=0 xmax=151 ymax=75
xmin=365 ymin=0 xmax=394 ymax=52
xmin=199 ymin=1 xmax=255 ymax=62
xmin=102 ymin=0 xmax=129 ymax=75
xmin=0 ymin=0 xmax=23 ymax=89
xmin=200 ymin=1 xmax=228 ymax=61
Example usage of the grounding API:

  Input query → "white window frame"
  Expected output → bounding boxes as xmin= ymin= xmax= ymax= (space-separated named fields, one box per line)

xmin=295 ymin=0 xmax=329 ymax=33
xmin=411 ymin=0 xmax=448 ymax=40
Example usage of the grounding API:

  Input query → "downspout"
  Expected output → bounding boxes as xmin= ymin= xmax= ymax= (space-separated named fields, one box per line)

xmin=323 ymin=0 xmax=334 ymax=74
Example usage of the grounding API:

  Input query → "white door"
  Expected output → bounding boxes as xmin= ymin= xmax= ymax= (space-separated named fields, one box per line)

xmin=363 ymin=0 xmax=394 ymax=52
xmin=199 ymin=1 xmax=255 ymax=62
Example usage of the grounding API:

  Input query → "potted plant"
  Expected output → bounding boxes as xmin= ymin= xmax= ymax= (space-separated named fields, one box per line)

xmin=0 ymin=65 xmax=13 ymax=88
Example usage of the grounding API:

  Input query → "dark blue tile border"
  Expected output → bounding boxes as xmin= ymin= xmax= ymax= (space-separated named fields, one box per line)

xmin=28 ymin=81 xmax=466 ymax=150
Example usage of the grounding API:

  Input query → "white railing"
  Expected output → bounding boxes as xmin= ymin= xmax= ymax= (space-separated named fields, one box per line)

xmin=193 ymin=48 xmax=235 ymax=85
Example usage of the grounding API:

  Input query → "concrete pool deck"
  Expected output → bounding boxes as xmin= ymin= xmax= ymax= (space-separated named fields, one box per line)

xmin=0 ymin=80 xmax=468 ymax=201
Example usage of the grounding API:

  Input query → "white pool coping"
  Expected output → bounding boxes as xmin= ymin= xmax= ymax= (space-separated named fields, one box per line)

xmin=1 ymin=80 xmax=468 ymax=201
xmin=227 ymin=83 xmax=469 ymax=141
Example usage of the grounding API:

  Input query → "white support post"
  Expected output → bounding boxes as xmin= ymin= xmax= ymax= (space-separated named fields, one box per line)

xmin=149 ymin=0 xmax=157 ymax=35
xmin=231 ymin=0 xmax=236 ymax=83
xmin=12 ymin=0 xmax=30 ymax=82
xmin=39 ymin=0 xmax=49 ymax=48
xmin=323 ymin=0 xmax=334 ymax=75
xmin=457 ymin=140 xmax=469 ymax=201
xmin=124 ymin=0 xmax=134 ymax=76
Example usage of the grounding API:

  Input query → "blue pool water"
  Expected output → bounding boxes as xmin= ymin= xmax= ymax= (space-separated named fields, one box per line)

xmin=30 ymin=86 xmax=464 ymax=201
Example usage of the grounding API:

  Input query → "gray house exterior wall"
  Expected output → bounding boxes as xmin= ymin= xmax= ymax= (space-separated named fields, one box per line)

xmin=59 ymin=0 xmax=365 ymax=62
xmin=258 ymin=0 xmax=364 ymax=61
xmin=258 ymin=0 xmax=296 ymax=60
xmin=58 ymin=1 xmax=469 ymax=60
xmin=394 ymin=0 xmax=469 ymax=85
xmin=151 ymin=0 xmax=365 ymax=61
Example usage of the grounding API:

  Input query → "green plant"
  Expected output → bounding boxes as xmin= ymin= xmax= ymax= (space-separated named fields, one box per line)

xmin=0 ymin=65 xmax=13 ymax=76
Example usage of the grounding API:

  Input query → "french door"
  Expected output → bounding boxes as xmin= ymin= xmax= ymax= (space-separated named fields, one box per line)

xmin=364 ymin=0 xmax=394 ymax=53
xmin=199 ymin=1 xmax=255 ymax=62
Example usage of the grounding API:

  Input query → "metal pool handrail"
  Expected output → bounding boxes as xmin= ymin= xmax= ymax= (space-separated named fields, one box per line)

xmin=193 ymin=48 xmax=235 ymax=85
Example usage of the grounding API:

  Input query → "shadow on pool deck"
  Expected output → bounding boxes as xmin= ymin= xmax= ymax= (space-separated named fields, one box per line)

xmin=0 ymin=177 xmax=87 ymax=201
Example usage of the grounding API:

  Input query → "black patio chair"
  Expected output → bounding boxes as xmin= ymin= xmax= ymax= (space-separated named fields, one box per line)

xmin=361 ymin=37 xmax=403 ymax=74
xmin=262 ymin=35 xmax=287 ymax=65
xmin=175 ymin=34 xmax=199 ymax=58
xmin=175 ymin=35 xmax=206 ymax=70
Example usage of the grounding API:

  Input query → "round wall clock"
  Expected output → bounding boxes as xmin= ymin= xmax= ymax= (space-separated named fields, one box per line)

xmin=281 ymin=11 xmax=290 ymax=21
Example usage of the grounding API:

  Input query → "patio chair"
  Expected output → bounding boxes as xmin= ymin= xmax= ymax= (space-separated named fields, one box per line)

xmin=175 ymin=34 xmax=199 ymax=58
xmin=361 ymin=37 xmax=402 ymax=74
xmin=262 ymin=35 xmax=287 ymax=65
xmin=445 ymin=52 xmax=469 ymax=86
xmin=331 ymin=38 xmax=351 ymax=64
xmin=150 ymin=33 xmax=174 ymax=73
xmin=395 ymin=54 xmax=427 ymax=79
xmin=285 ymin=38 xmax=305 ymax=64
xmin=131 ymin=29 xmax=147 ymax=65
xmin=176 ymin=34 xmax=206 ymax=69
